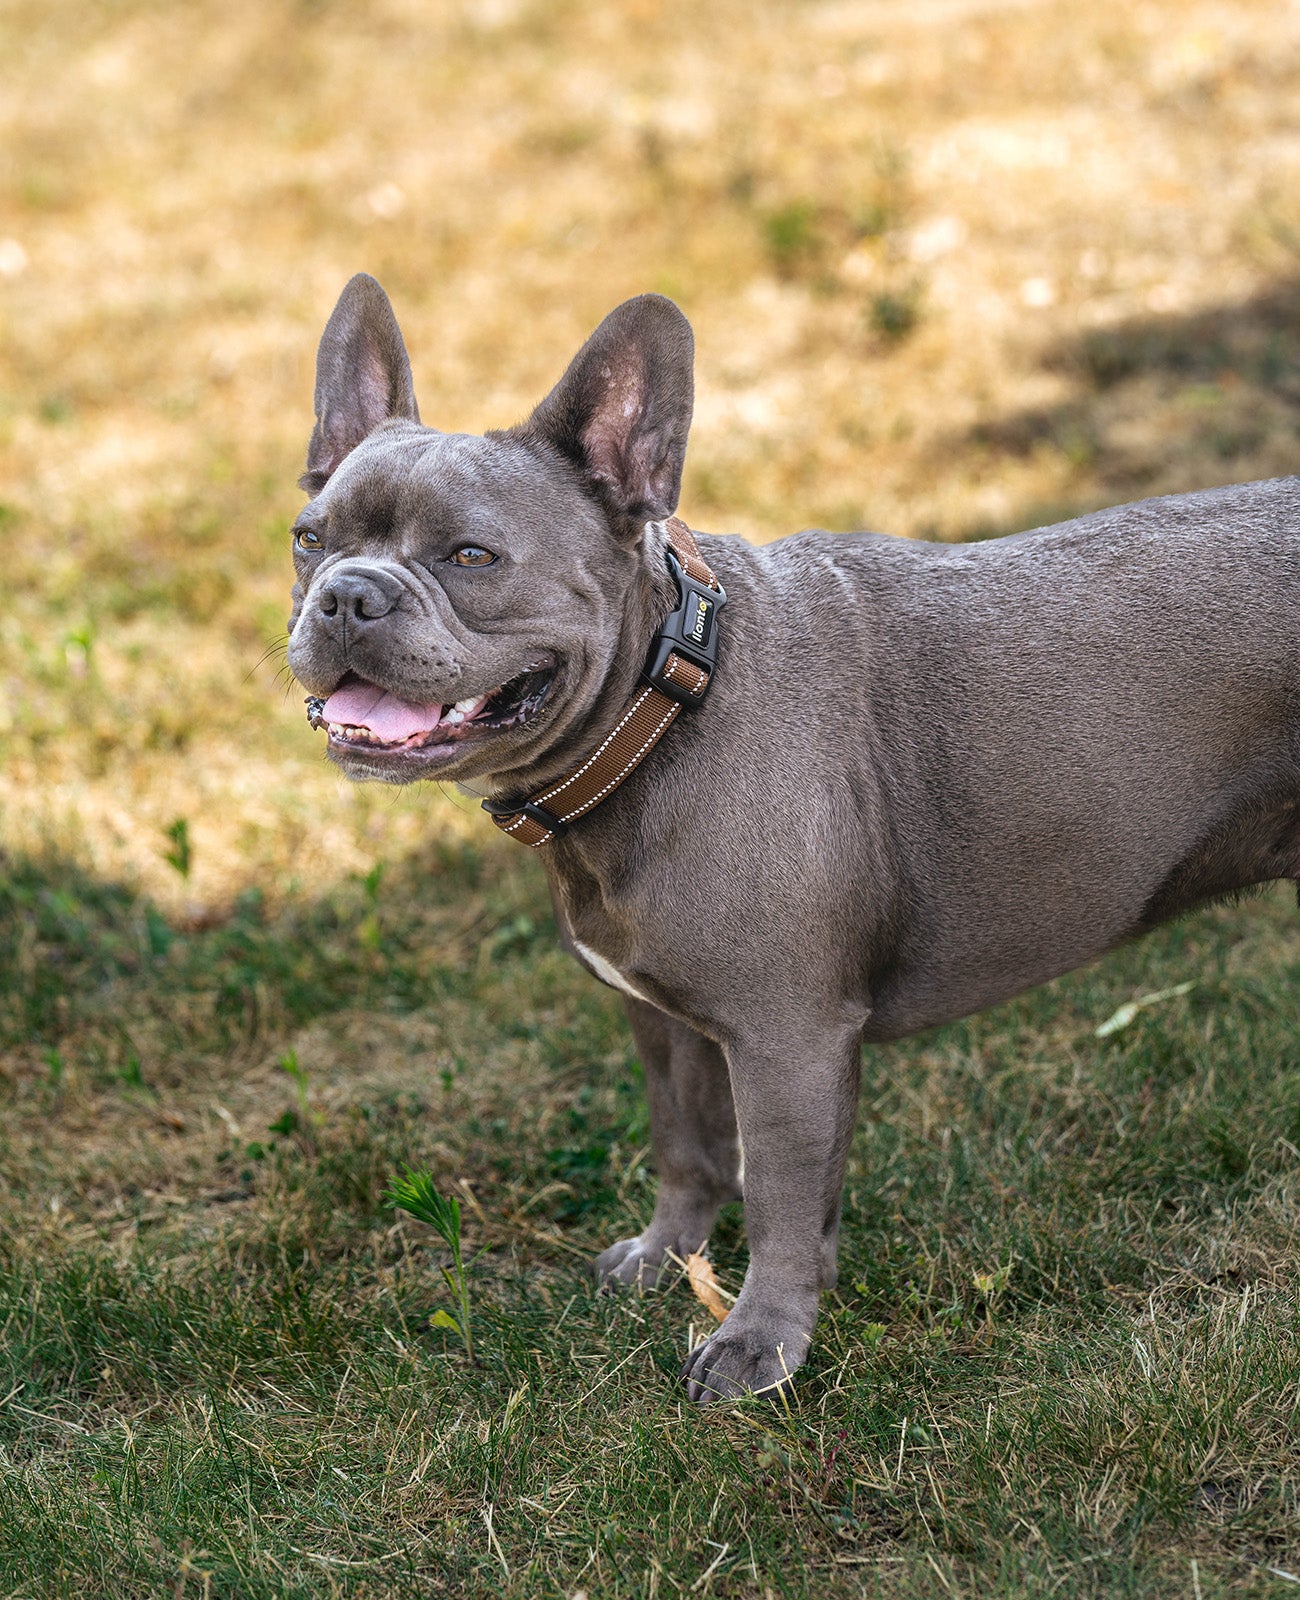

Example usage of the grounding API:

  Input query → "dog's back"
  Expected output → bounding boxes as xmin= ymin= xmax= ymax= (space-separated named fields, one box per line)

xmin=694 ymin=473 xmax=1300 ymax=1036
xmin=750 ymin=477 xmax=1300 ymax=1036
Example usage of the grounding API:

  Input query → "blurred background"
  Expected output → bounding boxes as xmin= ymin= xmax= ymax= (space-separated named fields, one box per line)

xmin=5 ymin=0 xmax=1300 ymax=915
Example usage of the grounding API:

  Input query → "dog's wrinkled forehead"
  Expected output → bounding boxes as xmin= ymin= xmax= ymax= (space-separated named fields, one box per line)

xmin=314 ymin=422 xmax=607 ymax=560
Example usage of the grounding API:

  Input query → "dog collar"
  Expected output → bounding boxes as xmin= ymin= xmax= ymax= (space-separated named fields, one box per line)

xmin=481 ymin=517 xmax=724 ymax=848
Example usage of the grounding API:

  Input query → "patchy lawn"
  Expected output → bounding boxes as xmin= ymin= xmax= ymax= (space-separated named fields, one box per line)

xmin=4 ymin=0 xmax=1300 ymax=1593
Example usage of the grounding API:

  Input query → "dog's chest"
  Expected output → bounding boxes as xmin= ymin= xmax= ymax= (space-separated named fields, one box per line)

xmin=571 ymin=940 xmax=652 ymax=1003
xmin=549 ymin=871 xmax=653 ymax=1003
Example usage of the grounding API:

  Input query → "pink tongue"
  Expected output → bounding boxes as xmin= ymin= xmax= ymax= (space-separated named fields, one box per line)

xmin=322 ymin=682 xmax=445 ymax=742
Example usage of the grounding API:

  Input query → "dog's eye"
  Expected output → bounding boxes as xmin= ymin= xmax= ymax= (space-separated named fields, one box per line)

xmin=295 ymin=527 xmax=322 ymax=551
xmin=449 ymin=545 xmax=497 ymax=567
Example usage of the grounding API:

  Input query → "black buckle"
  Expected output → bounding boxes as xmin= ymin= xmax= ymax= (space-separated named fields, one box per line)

xmin=642 ymin=550 xmax=726 ymax=707
xmin=479 ymin=796 xmax=567 ymax=835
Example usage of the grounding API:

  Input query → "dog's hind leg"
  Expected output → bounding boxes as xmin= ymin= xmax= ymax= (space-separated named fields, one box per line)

xmin=594 ymin=998 xmax=742 ymax=1289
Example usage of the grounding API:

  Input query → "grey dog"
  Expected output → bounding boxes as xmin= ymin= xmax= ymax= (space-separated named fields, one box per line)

xmin=286 ymin=274 xmax=1300 ymax=1402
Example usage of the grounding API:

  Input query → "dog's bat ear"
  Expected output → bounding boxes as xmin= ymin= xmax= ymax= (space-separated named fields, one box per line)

xmin=521 ymin=294 xmax=694 ymax=528
xmin=301 ymin=274 xmax=420 ymax=495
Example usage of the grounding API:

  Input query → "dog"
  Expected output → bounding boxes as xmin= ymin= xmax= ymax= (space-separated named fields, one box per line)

xmin=285 ymin=273 xmax=1300 ymax=1401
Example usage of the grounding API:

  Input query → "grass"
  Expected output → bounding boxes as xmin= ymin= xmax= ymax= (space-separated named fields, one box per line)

xmin=386 ymin=1168 xmax=478 ymax=1362
xmin=5 ymin=0 xmax=1300 ymax=1592
xmin=4 ymin=847 xmax=1300 ymax=1596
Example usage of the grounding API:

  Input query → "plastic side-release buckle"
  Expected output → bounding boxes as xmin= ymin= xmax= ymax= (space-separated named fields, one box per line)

xmin=479 ymin=796 xmax=567 ymax=835
xmin=642 ymin=550 xmax=726 ymax=707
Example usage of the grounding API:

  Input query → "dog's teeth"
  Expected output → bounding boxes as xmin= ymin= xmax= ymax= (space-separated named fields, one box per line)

xmin=453 ymin=695 xmax=486 ymax=718
xmin=445 ymin=707 xmax=465 ymax=725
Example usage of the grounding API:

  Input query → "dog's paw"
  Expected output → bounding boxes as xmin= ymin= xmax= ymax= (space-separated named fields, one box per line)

xmin=680 ymin=1308 xmax=813 ymax=1403
xmin=593 ymin=1234 xmax=670 ymax=1289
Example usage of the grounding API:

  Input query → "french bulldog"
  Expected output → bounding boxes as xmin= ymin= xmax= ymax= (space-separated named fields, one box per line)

xmin=286 ymin=273 xmax=1300 ymax=1401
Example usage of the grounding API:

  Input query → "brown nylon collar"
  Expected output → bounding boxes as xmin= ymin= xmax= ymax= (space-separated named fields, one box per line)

xmin=482 ymin=517 xmax=722 ymax=848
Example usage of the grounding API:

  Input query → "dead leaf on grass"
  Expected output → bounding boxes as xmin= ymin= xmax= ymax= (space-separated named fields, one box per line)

xmin=686 ymin=1252 xmax=734 ymax=1323
xmin=1095 ymin=980 xmax=1196 ymax=1037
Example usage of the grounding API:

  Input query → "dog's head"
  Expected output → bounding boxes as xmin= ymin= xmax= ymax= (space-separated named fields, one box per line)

xmin=285 ymin=274 xmax=694 ymax=788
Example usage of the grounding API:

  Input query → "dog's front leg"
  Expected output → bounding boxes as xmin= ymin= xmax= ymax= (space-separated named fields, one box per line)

xmin=680 ymin=1019 xmax=862 ymax=1403
xmin=594 ymin=997 xmax=742 ymax=1289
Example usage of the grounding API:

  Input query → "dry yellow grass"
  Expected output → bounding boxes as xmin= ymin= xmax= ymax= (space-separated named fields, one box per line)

xmin=5 ymin=0 xmax=1300 ymax=915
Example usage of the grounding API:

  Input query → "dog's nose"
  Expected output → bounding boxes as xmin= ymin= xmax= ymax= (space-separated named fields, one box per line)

xmin=317 ymin=566 xmax=404 ymax=623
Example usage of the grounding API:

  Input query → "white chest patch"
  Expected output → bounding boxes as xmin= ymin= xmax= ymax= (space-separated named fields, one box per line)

xmin=573 ymin=940 xmax=651 ymax=1003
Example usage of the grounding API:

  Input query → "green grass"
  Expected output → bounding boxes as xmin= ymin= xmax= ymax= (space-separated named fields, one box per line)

xmin=4 ymin=842 xmax=1300 ymax=1597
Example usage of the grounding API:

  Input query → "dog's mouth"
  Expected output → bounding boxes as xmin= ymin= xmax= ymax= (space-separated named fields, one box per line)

xmin=306 ymin=662 xmax=557 ymax=757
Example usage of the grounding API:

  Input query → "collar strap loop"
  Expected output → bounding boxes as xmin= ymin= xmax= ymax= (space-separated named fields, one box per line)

xmin=483 ymin=517 xmax=723 ymax=848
